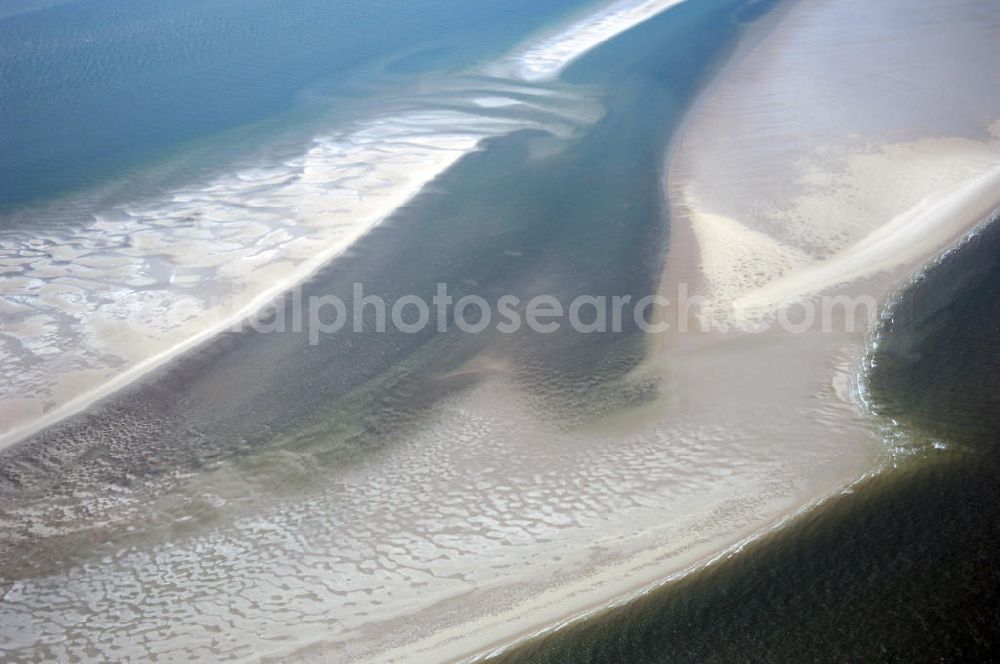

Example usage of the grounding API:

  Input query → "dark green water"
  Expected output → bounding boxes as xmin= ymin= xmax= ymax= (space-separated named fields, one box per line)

xmin=8 ymin=0 xmax=996 ymax=659
xmin=493 ymin=214 xmax=1000 ymax=663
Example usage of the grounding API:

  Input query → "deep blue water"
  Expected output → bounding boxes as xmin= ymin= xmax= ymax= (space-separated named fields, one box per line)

xmin=0 ymin=0 xmax=774 ymax=657
xmin=0 ymin=0 xmax=588 ymax=209
xmin=4 ymin=0 xmax=999 ymax=661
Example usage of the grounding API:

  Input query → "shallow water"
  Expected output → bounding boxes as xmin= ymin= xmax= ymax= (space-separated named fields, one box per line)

xmin=0 ymin=0 xmax=588 ymax=208
xmin=491 ymin=213 xmax=1000 ymax=664
xmin=0 ymin=0 xmax=608 ymax=438
xmin=0 ymin=0 xmax=789 ymax=660
xmin=4 ymin=0 xmax=994 ymax=661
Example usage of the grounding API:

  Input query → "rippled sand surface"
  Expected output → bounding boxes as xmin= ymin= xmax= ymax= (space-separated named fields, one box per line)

xmin=0 ymin=78 xmax=604 ymax=446
xmin=673 ymin=0 xmax=1000 ymax=312
xmin=1 ymin=342 xmax=877 ymax=662
xmin=10 ymin=0 xmax=993 ymax=660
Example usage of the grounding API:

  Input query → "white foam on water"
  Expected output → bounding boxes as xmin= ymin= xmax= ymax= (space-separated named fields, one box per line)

xmin=472 ymin=96 xmax=523 ymax=108
xmin=0 ymin=0 xmax=665 ymax=445
xmin=491 ymin=0 xmax=689 ymax=81
xmin=0 ymin=91 xmax=600 ymax=447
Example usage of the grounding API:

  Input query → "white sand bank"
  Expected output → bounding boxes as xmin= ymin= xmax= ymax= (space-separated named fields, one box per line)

xmin=3 ymin=0 xmax=999 ymax=662
xmin=364 ymin=0 xmax=1000 ymax=660
xmin=0 ymin=84 xmax=602 ymax=449
xmin=261 ymin=0 xmax=1000 ymax=660
xmin=0 ymin=121 xmax=479 ymax=447
xmin=491 ymin=0 xmax=688 ymax=81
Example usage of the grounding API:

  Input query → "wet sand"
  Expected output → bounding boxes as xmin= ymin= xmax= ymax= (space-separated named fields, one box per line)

xmin=3 ymin=0 xmax=997 ymax=661
xmin=405 ymin=0 xmax=1000 ymax=659
xmin=0 ymin=85 xmax=605 ymax=448
xmin=1 ymin=3 xmax=753 ymax=660
xmin=0 ymin=0 xmax=693 ymax=449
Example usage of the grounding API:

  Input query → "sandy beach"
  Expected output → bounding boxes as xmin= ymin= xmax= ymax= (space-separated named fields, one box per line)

xmin=0 ymin=80 xmax=602 ymax=449
xmin=0 ymin=0 xmax=684 ymax=450
xmin=331 ymin=0 xmax=1000 ymax=659
xmin=2 ymin=0 xmax=998 ymax=661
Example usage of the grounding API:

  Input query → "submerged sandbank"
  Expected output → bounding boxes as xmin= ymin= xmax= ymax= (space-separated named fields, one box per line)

xmin=0 ymin=77 xmax=601 ymax=448
xmin=0 ymin=0 xmax=699 ymax=448
xmin=3 ymin=0 xmax=998 ymax=662
xmin=442 ymin=0 xmax=1000 ymax=659
xmin=1 ymin=1 xmax=800 ymax=661
xmin=0 ymin=0 xmax=695 ymax=447
xmin=0 ymin=1 xmax=760 ymax=660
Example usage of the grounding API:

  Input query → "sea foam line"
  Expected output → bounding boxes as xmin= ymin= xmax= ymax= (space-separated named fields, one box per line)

xmin=0 ymin=0 xmax=660 ymax=449
xmin=492 ymin=0 xmax=689 ymax=81
xmin=0 ymin=120 xmax=477 ymax=450
xmin=0 ymin=82 xmax=603 ymax=449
